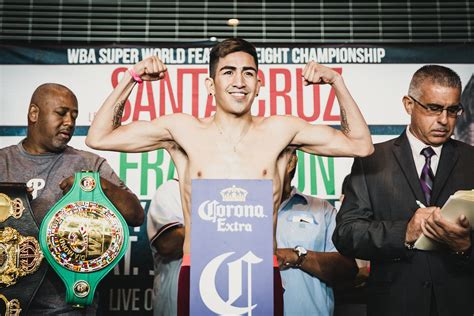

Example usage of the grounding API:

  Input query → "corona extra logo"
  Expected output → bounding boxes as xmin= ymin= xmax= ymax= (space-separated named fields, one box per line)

xmin=220 ymin=185 xmax=248 ymax=202
xmin=199 ymin=251 xmax=262 ymax=315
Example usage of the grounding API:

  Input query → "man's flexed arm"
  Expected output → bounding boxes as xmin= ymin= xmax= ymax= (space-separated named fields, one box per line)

xmin=292 ymin=62 xmax=373 ymax=157
xmin=86 ymin=57 xmax=171 ymax=152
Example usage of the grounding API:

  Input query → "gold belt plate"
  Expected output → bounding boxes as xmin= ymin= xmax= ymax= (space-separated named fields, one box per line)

xmin=0 ymin=227 xmax=43 ymax=287
xmin=46 ymin=201 xmax=124 ymax=273
xmin=0 ymin=193 xmax=25 ymax=223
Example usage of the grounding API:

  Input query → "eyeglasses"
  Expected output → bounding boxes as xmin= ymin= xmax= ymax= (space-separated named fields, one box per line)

xmin=408 ymin=95 xmax=464 ymax=117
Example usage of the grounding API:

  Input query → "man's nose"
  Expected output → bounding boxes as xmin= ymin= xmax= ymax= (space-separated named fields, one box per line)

xmin=63 ymin=113 xmax=75 ymax=126
xmin=232 ymin=73 xmax=245 ymax=87
xmin=437 ymin=109 xmax=449 ymax=125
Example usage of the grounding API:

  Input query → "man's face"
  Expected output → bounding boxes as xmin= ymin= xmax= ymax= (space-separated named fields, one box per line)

xmin=33 ymin=90 xmax=78 ymax=153
xmin=405 ymin=82 xmax=461 ymax=146
xmin=208 ymin=51 xmax=260 ymax=115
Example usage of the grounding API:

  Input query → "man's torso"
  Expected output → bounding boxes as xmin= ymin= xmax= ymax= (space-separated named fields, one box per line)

xmin=163 ymin=115 xmax=298 ymax=253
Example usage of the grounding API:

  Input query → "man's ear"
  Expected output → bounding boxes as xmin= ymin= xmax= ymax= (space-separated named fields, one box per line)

xmin=256 ymin=76 xmax=262 ymax=97
xmin=28 ymin=104 xmax=40 ymax=123
xmin=205 ymin=77 xmax=215 ymax=96
xmin=402 ymin=96 xmax=413 ymax=115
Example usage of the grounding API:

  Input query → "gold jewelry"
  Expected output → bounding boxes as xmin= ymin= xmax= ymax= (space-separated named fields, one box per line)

xmin=213 ymin=120 xmax=252 ymax=152
xmin=0 ymin=193 xmax=25 ymax=223
xmin=0 ymin=227 xmax=43 ymax=287
xmin=0 ymin=294 xmax=21 ymax=316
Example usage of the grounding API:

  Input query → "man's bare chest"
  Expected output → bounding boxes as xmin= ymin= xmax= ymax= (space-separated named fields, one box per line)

xmin=170 ymin=127 xmax=289 ymax=179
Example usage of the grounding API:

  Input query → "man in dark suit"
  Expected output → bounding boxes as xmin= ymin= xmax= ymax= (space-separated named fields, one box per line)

xmin=332 ymin=65 xmax=474 ymax=316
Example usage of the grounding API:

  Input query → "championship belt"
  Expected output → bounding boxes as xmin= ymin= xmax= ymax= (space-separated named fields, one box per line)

xmin=0 ymin=183 xmax=46 ymax=314
xmin=39 ymin=171 xmax=129 ymax=307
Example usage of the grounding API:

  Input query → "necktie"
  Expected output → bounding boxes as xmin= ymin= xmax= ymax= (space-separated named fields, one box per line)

xmin=420 ymin=147 xmax=435 ymax=204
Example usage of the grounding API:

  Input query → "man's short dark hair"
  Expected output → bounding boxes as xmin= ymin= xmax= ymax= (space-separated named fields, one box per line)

xmin=209 ymin=38 xmax=259 ymax=79
xmin=408 ymin=65 xmax=462 ymax=97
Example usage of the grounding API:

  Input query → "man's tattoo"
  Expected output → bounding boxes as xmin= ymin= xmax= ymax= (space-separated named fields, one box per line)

xmin=340 ymin=107 xmax=351 ymax=135
xmin=112 ymin=100 xmax=125 ymax=128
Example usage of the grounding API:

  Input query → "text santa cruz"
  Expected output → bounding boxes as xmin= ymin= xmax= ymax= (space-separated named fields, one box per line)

xmin=198 ymin=200 xmax=267 ymax=232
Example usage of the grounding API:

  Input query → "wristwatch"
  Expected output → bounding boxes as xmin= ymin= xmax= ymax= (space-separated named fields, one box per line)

xmin=404 ymin=241 xmax=415 ymax=250
xmin=39 ymin=171 xmax=129 ymax=307
xmin=294 ymin=245 xmax=307 ymax=267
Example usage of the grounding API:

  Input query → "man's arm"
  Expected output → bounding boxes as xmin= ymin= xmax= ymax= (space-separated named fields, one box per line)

xmin=60 ymin=176 xmax=144 ymax=226
xmin=332 ymin=159 xmax=411 ymax=260
xmin=152 ymin=226 xmax=185 ymax=260
xmin=291 ymin=62 xmax=373 ymax=157
xmin=276 ymin=249 xmax=357 ymax=287
xmin=147 ymin=179 xmax=184 ymax=260
xmin=86 ymin=56 xmax=176 ymax=153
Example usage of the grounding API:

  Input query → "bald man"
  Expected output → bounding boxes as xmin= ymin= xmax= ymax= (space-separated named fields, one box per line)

xmin=0 ymin=83 xmax=144 ymax=314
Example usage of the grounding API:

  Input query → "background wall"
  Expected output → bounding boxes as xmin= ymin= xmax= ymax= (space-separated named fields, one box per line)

xmin=1 ymin=1 xmax=473 ymax=314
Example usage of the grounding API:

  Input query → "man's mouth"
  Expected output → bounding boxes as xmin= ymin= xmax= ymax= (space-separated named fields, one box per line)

xmin=228 ymin=91 xmax=248 ymax=100
xmin=432 ymin=129 xmax=449 ymax=136
xmin=58 ymin=130 xmax=72 ymax=139
xmin=228 ymin=91 xmax=248 ymax=96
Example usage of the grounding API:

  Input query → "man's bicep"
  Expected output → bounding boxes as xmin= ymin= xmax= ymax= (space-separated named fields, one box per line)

xmin=105 ymin=118 xmax=174 ymax=152
xmin=292 ymin=123 xmax=347 ymax=155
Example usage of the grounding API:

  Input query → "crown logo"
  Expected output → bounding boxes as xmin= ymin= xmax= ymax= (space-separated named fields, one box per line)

xmin=220 ymin=185 xmax=248 ymax=202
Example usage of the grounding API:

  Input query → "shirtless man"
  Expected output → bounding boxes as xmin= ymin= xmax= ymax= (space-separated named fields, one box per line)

xmin=86 ymin=37 xmax=373 ymax=255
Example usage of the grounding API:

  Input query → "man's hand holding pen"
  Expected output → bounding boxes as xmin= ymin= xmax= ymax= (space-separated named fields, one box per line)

xmin=405 ymin=204 xmax=437 ymax=244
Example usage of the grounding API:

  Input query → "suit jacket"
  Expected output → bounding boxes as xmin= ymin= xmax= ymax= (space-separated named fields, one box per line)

xmin=333 ymin=131 xmax=474 ymax=316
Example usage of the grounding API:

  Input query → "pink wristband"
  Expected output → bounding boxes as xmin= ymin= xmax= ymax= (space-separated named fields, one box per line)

xmin=128 ymin=67 xmax=143 ymax=83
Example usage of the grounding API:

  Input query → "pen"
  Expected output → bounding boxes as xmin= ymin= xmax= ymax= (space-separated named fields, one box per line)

xmin=415 ymin=200 xmax=426 ymax=208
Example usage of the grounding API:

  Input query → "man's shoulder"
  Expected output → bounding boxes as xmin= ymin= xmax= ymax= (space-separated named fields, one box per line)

xmin=450 ymin=138 xmax=474 ymax=153
xmin=165 ymin=112 xmax=201 ymax=124
xmin=373 ymin=137 xmax=399 ymax=150
xmin=252 ymin=115 xmax=305 ymax=132
xmin=64 ymin=146 xmax=100 ymax=157
xmin=298 ymin=192 xmax=334 ymax=211
xmin=352 ymin=136 xmax=397 ymax=159
xmin=258 ymin=115 xmax=301 ymax=124
xmin=154 ymin=179 xmax=179 ymax=197
xmin=163 ymin=113 xmax=214 ymax=132
xmin=0 ymin=144 xmax=21 ymax=164
xmin=63 ymin=146 xmax=107 ymax=163
xmin=0 ymin=144 xmax=18 ymax=155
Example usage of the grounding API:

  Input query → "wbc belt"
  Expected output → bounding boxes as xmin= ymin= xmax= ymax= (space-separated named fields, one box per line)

xmin=39 ymin=171 xmax=129 ymax=307
xmin=0 ymin=183 xmax=46 ymax=314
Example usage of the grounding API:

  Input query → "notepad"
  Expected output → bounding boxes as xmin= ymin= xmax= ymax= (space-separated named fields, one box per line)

xmin=414 ymin=190 xmax=474 ymax=251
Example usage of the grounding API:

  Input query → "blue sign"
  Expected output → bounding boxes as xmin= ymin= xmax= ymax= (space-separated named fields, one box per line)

xmin=190 ymin=179 xmax=274 ymax=315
